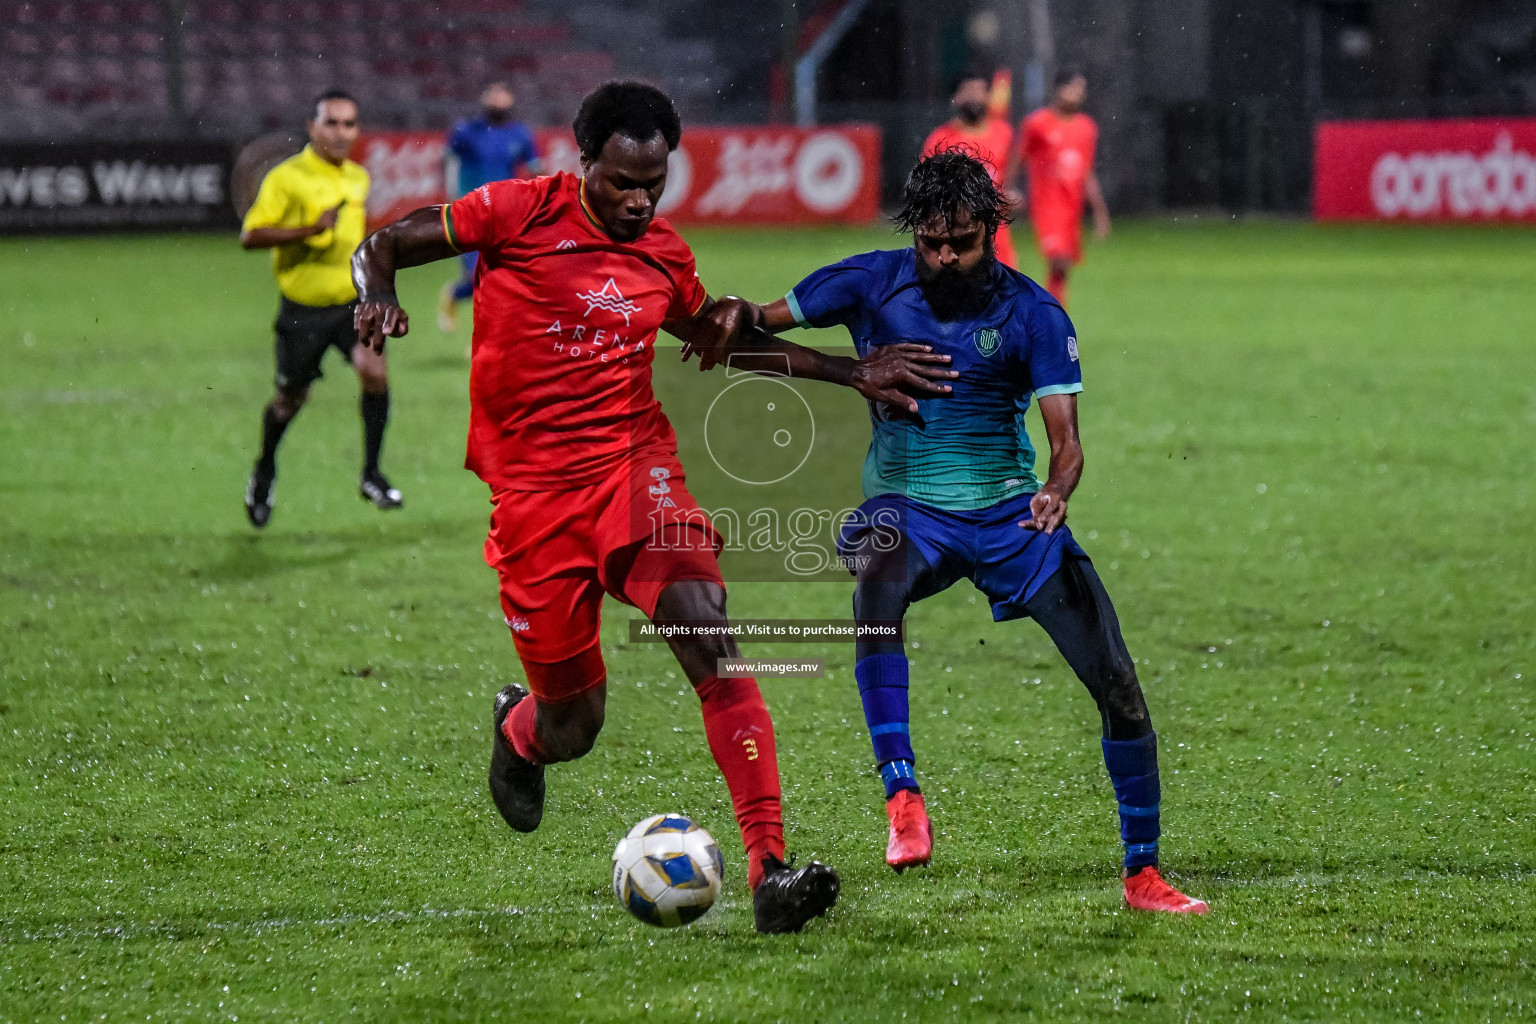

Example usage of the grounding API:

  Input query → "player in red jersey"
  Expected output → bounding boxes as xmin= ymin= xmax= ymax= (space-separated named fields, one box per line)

xmin=921 ymin=70 xmax=1019 ymax=268
xmin=351 ymin=82 xmax=954 ymax=933
xmin=1007 ymin=69 xmax=1111 ymax=307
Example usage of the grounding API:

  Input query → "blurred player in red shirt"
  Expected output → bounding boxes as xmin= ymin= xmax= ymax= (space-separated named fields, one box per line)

xmin=922 ymin=70 xmax=1019 ymax=268
xmin=350 ymin=82 xmax=952 ymax=933
xmin=1008 ymin=69 xmax=1111 ymax=306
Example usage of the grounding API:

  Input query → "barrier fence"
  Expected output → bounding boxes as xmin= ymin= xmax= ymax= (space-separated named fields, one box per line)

xmin=11 ymin=118 xmax=1536 ymax=232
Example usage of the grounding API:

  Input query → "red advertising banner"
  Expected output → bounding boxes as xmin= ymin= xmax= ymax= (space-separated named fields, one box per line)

xmin=1315 ymin=118 xmax=1536 ymax=222
xmin=354 ymin=130 xmax=447 ymax=232
xmin=356 ymin=125 xmax=882 ymax=231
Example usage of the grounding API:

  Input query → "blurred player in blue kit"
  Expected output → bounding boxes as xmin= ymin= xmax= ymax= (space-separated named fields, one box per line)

xmin=694 ymin=150 xmax=1208 ymax=915
xmin=437 ymin=82 xmax=542 ymax=331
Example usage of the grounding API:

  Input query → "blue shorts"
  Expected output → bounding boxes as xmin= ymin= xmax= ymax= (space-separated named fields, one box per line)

xmin=837 ymin=490 xmax=1089 ymax=621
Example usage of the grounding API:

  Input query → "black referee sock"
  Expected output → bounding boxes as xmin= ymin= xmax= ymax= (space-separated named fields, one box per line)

xmin=257 ymin=403 xmax=291 ymax=477
xmin=361 ymin=388 xmax=390 ymax=476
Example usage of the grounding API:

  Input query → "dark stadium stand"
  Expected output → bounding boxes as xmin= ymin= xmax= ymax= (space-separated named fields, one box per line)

xmin=0 ymin=0 xmax=671 ymax=139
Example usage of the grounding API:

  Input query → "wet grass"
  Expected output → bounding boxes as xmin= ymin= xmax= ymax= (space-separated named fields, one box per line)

xmin=2 ymin=222 xmax=1533 ymax=1022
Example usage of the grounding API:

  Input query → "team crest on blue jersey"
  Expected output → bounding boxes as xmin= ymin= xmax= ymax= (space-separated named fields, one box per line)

xmin=974 ymin=328 xmax=1001 ymax=357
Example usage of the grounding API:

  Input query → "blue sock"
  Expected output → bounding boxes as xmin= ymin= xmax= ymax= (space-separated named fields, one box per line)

xmin=1101 ymin=732 xmax=1160 ymax=870
xmin=856 ymin=653 xmax=918 ymax=798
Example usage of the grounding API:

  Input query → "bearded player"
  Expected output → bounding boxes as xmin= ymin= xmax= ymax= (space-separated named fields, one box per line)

xmin=1006 ymin=69 xmax=1111 ymax=306
xmin=921 ymin=70 xmax=1018 ymax=269
xmin=351 ymin=82 xmax=951 ymax=933
xmin=696 ymin=151 xmax=1207 ymax=915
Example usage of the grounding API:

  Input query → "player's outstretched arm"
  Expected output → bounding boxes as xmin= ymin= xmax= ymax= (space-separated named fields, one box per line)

xmin=670 ymin=294 xmax=798 ymax=370
xmin=240 ymin=201 xmax=343 ymax=250
xmin=669 ymin=297 xmax=955 ymax=414
xmin=351 ymin=206 xmax=459 ymax=352
xmin=1022 ymin=393 xmax=1084 ymax=534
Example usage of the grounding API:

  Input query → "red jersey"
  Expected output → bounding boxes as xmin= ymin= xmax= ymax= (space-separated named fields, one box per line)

xmin=443 ymin=172 xmax=708 ymax=491
xmin=1020 ymin=108 xmax=1098 ymax=219
xmin=922 ymin=117 xmax=1013 ymax=188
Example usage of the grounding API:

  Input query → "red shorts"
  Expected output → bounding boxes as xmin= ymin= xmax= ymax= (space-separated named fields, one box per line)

xmin=483 ymin=447 xmax=723 ymax=667
xmin=1032 ymin=211 xmax=1083 ymax=264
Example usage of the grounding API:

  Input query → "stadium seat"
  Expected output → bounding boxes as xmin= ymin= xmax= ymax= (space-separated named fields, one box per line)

xmin=0 ymin=0 xmax=708 ymax=143
xmin=5 ymin=29 xmax=43 ymax=55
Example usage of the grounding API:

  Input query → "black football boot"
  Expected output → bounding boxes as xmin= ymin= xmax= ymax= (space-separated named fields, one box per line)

xmin=245 ymin=465 xmax=274 ymax=528
xmin=488 ymin=684 xmax=545 ymax=833
xmin=359 ymin=471 xmax=403 ymax=510
xmin=752 ymin=854 xmax=840 ymax=934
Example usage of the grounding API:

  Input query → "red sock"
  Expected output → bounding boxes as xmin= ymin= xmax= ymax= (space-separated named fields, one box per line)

xmin=503 ymin=696 xmax=553 ymax=765
xmin=696 ymin=675 xmax=785 ymax=890
xmin=1047 ymin=267 xmax=1069 ymax=306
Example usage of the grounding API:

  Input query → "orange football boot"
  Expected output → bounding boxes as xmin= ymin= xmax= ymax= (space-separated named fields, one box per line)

xmin=885 ymin=789 xmax=933 ymax=871
xmin=1124 ymin=866 xmax=1208 ymax=914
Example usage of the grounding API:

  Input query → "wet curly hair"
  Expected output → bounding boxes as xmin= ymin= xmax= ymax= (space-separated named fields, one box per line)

xmin=573 ymin=81 xmax=682 ymax=161
xmin=892 ymin=147 xmax=1011 ymax=236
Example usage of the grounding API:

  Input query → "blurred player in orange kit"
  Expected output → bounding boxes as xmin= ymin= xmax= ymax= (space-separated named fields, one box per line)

xmin=1008 ymin=69 xmax=1111 ymax=306
xmin=922 ymin=70 xmax=1019 ymax=268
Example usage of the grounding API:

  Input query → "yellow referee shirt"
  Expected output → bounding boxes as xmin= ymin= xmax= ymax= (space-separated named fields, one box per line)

xmin=242 ymin=145 xmax=370 ymax=307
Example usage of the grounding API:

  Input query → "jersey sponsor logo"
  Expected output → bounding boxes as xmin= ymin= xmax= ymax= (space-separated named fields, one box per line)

xmin=577 ymin=277 xmax=642 ymax=326
xmin=1066 ymin=335 xmax=1079 ymax=361
xmin=648 ymin=466 xmax=676 ymax=509
xmin=542 ymin=319 xmax=644 ymax=362
xmin=974 ymin=327 xmax=1001 ymax=357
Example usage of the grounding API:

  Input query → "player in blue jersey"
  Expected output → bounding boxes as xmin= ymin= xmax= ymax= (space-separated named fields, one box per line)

xmin=692 ymin=150 xmax=1207 ymax=914
xmin=437 ymin=82 xmax=542 ymax=331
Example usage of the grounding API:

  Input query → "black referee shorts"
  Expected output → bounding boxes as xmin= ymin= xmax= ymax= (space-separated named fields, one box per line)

xmin=273 ymin=296 xmax=360 ymax=393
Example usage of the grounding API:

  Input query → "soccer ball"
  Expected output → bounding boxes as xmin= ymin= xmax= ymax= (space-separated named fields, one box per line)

xmin=611 ymin=814 xmax=724 ymax=927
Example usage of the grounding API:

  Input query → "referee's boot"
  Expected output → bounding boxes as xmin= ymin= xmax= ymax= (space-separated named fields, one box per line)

xmin=359 ymin=470 xmax=403 ymax=511
xmin=489 ymin=684 xmax=546 ymax=833
xmin=245 ymin=464 xmax=275 ymax=529
xmin=752 ymin=854 xmax=840 ymax=934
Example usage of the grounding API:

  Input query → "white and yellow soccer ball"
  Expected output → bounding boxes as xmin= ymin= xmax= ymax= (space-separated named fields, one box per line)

xmin=611 ymin=814 xmax=724 ymax=927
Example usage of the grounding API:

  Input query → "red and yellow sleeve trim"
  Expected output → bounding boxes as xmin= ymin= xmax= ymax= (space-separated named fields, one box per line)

xmin=441 ymin=205 xmax=462 ymax=252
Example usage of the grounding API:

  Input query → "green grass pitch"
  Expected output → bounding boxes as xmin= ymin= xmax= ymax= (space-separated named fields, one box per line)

xmin=2 ymin=221 xmax=1533 ymax=1022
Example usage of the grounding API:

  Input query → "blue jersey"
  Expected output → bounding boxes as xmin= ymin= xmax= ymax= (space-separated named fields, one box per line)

xmin=447 ymin=117 xmax=540 ymax=196
xmin=787 ymin=248 xmax=1082 ymax=511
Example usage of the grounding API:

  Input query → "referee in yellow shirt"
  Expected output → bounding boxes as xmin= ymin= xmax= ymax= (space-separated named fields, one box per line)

xmin=240 ymin=89 xmax=401 ymax=528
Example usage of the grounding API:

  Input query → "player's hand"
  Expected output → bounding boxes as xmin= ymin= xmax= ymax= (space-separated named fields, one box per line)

xmin=355 ymin=296 xmax=409 ymax=353
xmin=851 ymin=344 xmax=956 ymax=414
xmin=683 ymin=295 xmax=759 ymax=371
xmin=1021 ymin=488 xmax=1068 ymax=534
xmin=313 ymin=200 xmax=344 ymax=235
xmin=1094 ymin=211 xmax=1111 ymax=240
